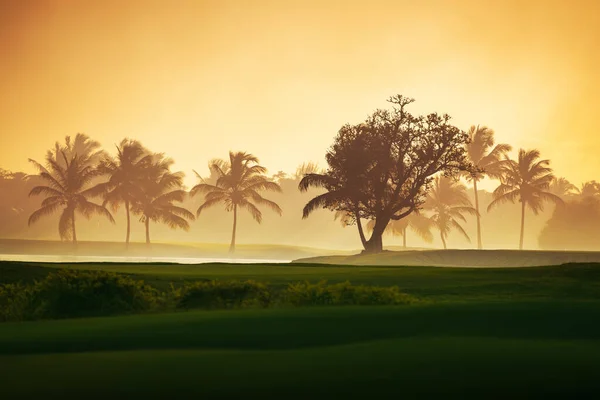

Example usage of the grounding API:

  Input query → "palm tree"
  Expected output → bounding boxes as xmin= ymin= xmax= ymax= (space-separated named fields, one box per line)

xmin=366 ymin=211 xmax=433 ymax=249
xmin=131 ymin=155 xmax=194 ymax=244
xmin=579 ymin=181 xmax=600 ymax=199
xmin=190 ymin=151 xmax=282 ymax=253
xmin=549 ymin=177 xmax=578 ymax=200
xmin=96 ymin=139 xmax=152 ymax=246
xmin=28 ymin=150 xmax=114 ymax=244
xmin=463 ymin=125 xmax=511 ymax=249
xmin=52 ymin=133 xmax=105 ymax=168
xmin=425 ymin=176 xmax=478 ymax=249
xmin=487 ymin=149 xmax=562 ymax=250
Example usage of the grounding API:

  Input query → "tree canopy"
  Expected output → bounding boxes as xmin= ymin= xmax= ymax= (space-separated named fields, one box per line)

xmin=300 ymin=95 xmax=473 ymax=252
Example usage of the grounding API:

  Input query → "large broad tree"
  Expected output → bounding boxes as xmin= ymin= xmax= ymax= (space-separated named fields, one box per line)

xmin=366 ymin=210 xmax=433 ymax=249
xmin=300 ymin=95 xmax=472 ymax=253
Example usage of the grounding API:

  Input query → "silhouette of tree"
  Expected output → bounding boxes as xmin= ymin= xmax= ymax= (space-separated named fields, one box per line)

xmin=463 ymin=125 xmax=511 ymax=249
xmin=191 ymin=151 xmax=282 ymax=253
xmin=300 ymin=95 xmax=472 ymax=253
xmin=95 ymin=139 xmax=153 ymax=246
xmin=299 ymin=165 xmax=369 ymax=248
xmin=549 ymin=177 xmax=578 ymax=200
xmin=539 ymin=195 xmax=600 ymax=250
xmin=425 ymin=176 xmax=477 ymax=249
xmin=366 ymin=210 xmax=433 ymax=249
xmin=131 ymin=155 xmax=194 ymax=244
xmin=488 ymin=149 xmax=562 ymax=250
xmin=28 ymin=142 xmax=114 ymax=244
xmin=578 ymin=181 xmax=600 ymax=199
xmin=294 ymin=162 xmax=323 ymax=180
xmin=52 ymin=133 xmax=104 ymax=168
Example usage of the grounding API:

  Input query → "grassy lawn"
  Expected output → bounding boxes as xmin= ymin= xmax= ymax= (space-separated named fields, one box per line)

xmin=1 ymin=303 xmax=600 ymax=397
xmin=1 ymin=261 xmax=600 ymax=397
xmin=2 ymin=260 xmax=600 ymax=300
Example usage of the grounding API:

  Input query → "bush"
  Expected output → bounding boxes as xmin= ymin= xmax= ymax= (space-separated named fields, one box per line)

xmin=1 ymin=272 xmax=419 ymax=322
xmin=0 ymin=283 xmax=32 ymax=322
xmin=284 ymin=281 xmax=416 ymax=307
xmin=23 ymin=269 xmax=162 ymax=320
xmin=176 ymin=280 xmax=272 ymax=310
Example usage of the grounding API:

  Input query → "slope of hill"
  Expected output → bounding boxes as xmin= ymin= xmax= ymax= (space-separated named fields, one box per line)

xmin=0 ymin=239 xmax=355 ymax=262
xmin=293 ymin=249 xmax=600 ymax=267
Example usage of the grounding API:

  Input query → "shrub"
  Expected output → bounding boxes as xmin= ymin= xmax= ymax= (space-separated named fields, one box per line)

xmin=25 ymin=269 xmax=162 ymax=319
xmin=176 ymin=280 xmax=272 ymax=310
xmin=284 ymin=281 xmax=416 ymax=307
xmin=0 ymin=283 xmax=32 ymax=322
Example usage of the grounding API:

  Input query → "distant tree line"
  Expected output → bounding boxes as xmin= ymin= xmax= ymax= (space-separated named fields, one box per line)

xmin=300 ymin=95 xmax=598 ymax=252
xmin=10 ymin=94 xmax=600 ymax=252
xmin=26 ymin=135 xmax=281 ymax=252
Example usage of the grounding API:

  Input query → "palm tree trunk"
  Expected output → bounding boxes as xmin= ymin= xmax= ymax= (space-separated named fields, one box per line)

xmin=519 ymin=201 xmax=525 ymax=250
xmin=403 ymin=227 xmax=407 ymax=249
xmin=473 ymin=179 xmax=482 ymax=250
xmin=229 ymin=205 xmax=237 ymax=253
xmin=72 ymin=210 xmax=77 ymax=246
xmin=440 ymin=232 xmax=447 ymax=250
xmin=125 ymin=200 xmax=131 ymax=248
xmin=145 ymin=218 xmax=150 ymax=245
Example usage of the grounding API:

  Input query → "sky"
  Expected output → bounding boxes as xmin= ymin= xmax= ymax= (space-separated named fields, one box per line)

xmin=1 ymin=0 xmax=599 ymax=190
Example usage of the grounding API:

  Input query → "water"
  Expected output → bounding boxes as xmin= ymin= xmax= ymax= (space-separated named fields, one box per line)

xmin=0 ymin=254 xmax=291 ymax=264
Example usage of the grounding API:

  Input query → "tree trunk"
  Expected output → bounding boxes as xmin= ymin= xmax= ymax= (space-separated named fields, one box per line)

xmin=519 ymin=201 xmax=525 ymax=250
xmin=355 ymin=211 xmax=367 ymax=248
xmin=440 ymin=232 xmax=447 ymax=250
xmin=125 ymin=200 xmax=131 ymax=248
xmin=72 ymin=210 xmax=77 ymax=246
xmin=403 ymin=227 xmax=407 ymax=249
xmin=363 ymin=216 xmax=389 ymax=253
xmin=229 ymin=205 xmax=237 ymax=253
xmin=473 ymin=179 xmax=482 ymax=250
xmin=145 ymin=218 xmax=150 ymax=245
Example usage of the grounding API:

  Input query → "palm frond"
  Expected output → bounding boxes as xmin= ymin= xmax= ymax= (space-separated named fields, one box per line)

xmin=28 ymin=202 xmax=62 ymax=226
xmin=196 ymin=197 xmax=226 ymax=217
xmin=248 ymin=192 xmax=283 ymax=215
xmin=302 ymin=192 xmax=339 ymax=219
xmin=487 ymin=188 xmax=520 ymax=212
xmin=76 ymin=200 xmax=115 ymax=223
xmin=237 ymin=199 xmax=263 ymax=223
xmin=156 ymin=212 xmax=191 ymax=231
xmin=450 ymin=219 xmax=471 ymax=242
xmin=29 ymin=186 xmax=63 ymax=198
xmin=298 ymin=173 xmax=336 ymax=192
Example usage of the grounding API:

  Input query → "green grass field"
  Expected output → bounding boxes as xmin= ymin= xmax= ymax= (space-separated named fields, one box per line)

xmin=1 ymin=260 xmax=600 ymax=397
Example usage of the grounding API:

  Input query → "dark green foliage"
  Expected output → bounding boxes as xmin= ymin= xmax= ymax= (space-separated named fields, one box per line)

xmin=176 ymin=280 xmax=272 ymax=309
xmin=0 ymin=283 xmax=31 ymax=322
xmin=0 ymin=270 xmax=161 ymax=321
xmin=175 ymin=280 xmax=415 ymax=310
xmin=284 ymin=280 xmax=417 ymax=306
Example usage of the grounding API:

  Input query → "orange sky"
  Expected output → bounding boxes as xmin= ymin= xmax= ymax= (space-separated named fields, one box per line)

xmin=1 ymin=0 xmax=599 ymax=190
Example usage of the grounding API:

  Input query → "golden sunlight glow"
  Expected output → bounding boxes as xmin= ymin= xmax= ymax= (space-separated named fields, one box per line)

xmin=1 ymin=0 xmax=599 ymax=191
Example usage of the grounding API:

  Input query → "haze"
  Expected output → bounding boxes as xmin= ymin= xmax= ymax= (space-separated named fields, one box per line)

xmin=1 ymin=0 xmax=599 ymax=190
xmin=1 ymin=0 xmax=600 ymax=253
